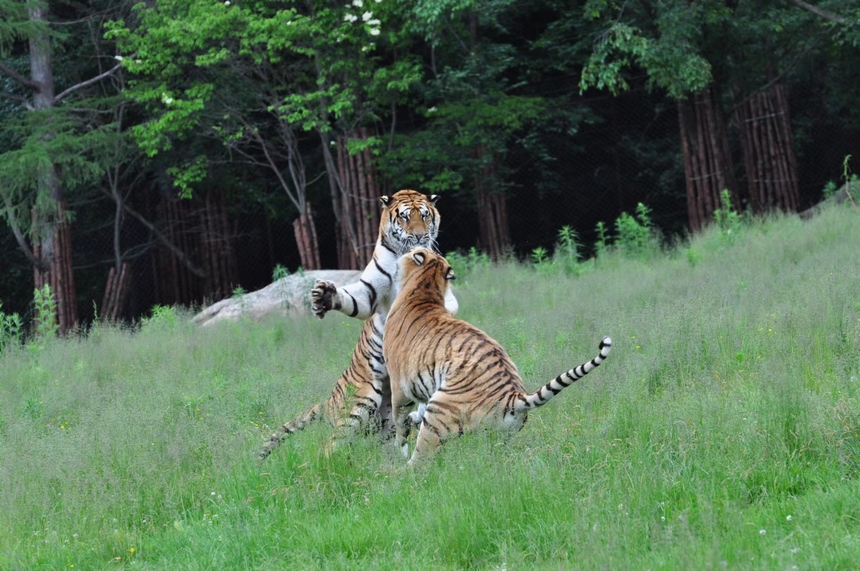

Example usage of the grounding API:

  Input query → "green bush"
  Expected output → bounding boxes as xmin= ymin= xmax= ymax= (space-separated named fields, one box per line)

xmin=0 ymin=302 xmax=22 ymax=353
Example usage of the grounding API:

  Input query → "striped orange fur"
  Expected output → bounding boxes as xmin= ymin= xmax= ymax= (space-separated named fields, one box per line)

xmin=384 ymin=247 xmax=611 ymax=465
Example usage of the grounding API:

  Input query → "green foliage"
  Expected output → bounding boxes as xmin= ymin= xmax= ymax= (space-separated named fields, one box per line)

xmin=822 ymin=155 xmax=860 ymax=204
xmin=380 ymin=94 xmax=548 ymax=196
xmin=445 ymin=247 xmax=490 ymax=280
xmin=0 ymin=3 xmax=133 ymax=247
xmin=0 ymin=106 xmax=128 ymax=238
xmin=0 ymin=301 xmax=22 ymax=353
xmin=580 ymin=18 xmax=712 ymax=99
xmin=595 ymin=220 xmax=610 ymax=258
xmin=32 ymin=284 xmax=57 ymax=340
xmin=579 ymin=1 xmax=838 ymax=104
xmin=593 ymin=204 xmax=660 ymax=260
xmin=531 ymin=225 xmax=585 ymax=277
xmin=822 ymin=179 xmax=839 ymax=200
xmin=685 ymin=246 xmax=704 ymax=268
xmin=553 ymin=225 xmax=583 ymax=276
xmin=530 ymin=246 xmax=549 ymax=267
xmin=555 ymin=225 xmax=581 ymax=260
xmin=614 ymin=202 xmax=658 ymax=258
xmin=141 ymin=304 xmax=179 ymax=329
xmin=108 ymin=0 xmax=413 ymax=195
xmin=713 ymin=189 xmax=743 ymax=245
xmin=166 ymin=155 xmax=209 ymax=199
xmin=272 ymin=264 xmax=290 ymax=282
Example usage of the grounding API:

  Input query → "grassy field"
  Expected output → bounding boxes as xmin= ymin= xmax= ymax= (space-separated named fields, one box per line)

xmin=1 ymin=205 xmax=859 ymax=570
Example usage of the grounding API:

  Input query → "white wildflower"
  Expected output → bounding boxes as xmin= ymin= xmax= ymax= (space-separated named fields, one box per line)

xmin=344 ymin=13 xmax=358 ymax=22
xmin=786 ymin=515 xmax=792 ymax=521
xmin=114 ymin=55 xmax=123 ymax=61
xmin=759 ymin=529 xmax=766 ymax=535
xmin=352 ymin=0 xmax=362 ymax=6
xmin=427 ymin=106 xmax=437 ymax=114
xmin=161 ymin=93 xmax=174 ymax=105
xmin=368 ymin=19 xmax=380 ymax=26
xmin=369 ymin=27 xmax=380 ymax=35
xmin=225 ymin=0 xmax=230 ymax=5
xmin=362 ymin=11 xmax=373 ymax=21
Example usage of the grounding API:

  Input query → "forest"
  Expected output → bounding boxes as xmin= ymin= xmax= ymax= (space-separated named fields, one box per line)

xmin=1 ymin=0 xmax=859 ymax=330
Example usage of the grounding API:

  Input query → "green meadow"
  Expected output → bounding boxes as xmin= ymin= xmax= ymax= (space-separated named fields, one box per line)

xmin=1 ymin=205 xmax=859 ymax=570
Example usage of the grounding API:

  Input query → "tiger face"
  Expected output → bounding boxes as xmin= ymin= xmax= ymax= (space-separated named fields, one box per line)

xmin=397 ymin=247 xmax=456 ymax=299
xmin=380 ymin=190 xmax=440 ymax=255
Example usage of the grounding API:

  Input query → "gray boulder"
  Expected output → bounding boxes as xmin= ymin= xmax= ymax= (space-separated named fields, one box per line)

xmin=192 ymin=270 xmax=361 ymax=326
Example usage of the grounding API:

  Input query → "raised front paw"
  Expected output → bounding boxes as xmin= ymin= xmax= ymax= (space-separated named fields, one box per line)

xmin=310 ymin=279 xmax=338 ymax=319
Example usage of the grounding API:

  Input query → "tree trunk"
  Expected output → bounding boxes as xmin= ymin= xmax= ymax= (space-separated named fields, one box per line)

xmin=201 ymin=189 xmax=238 ymax=298
xmin=29 ymin=4 xmax=77 ymax=333
xmin=737 ymin=84 xmax=800 ymax=214
xmin=293 ymin=202 xmax=321 ymax=270
xmin=156 ymin=198 xmax=203 ymax=304
xmin=677 ymin=87 xmax=738 ymax=232
xmin=474 ymin=146 xmax=510 ymax=259
xmin=100 ymin=262 xmax=131 ymax=322
xmin=334 ymin=128 xmax=381 ymax=269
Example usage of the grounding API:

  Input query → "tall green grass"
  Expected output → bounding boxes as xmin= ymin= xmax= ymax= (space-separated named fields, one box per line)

xmin=1 ymin=206 xmax=859 ymax=570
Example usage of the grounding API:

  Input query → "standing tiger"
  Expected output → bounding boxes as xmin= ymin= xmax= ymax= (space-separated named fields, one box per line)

xmin=384 ymin=247 xmax=612 ymax=466
xmin=258 ymin=190 xmax=457 ymax=460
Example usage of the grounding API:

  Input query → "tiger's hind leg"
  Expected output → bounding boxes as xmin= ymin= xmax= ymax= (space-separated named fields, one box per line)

xmin=408 ymin=419 xmax=444 ymax=467
xmin=324 ymin=376 xmax=387 ymax=456
xmin=407 ymin=398 xmax=463 ymax=466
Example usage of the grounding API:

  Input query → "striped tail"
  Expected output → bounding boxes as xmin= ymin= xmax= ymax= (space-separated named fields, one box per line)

xmin=257 ymin=403 xmax=322 ymax=460
xmin=514 ymin=336 xmax=611 ymax=412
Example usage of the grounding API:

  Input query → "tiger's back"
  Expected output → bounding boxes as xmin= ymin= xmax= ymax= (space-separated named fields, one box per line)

xmin=384 ymin=248 xmax=611 ymax=465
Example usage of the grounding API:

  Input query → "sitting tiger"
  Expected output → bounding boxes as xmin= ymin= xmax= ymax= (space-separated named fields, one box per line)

xmin=258 ymin=190 xmax=457 ymax=460
xmin=384 ymin=247 xmax=612 ymax=466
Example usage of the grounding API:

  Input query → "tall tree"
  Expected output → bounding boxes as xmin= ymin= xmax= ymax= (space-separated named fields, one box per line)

xmin=379 ymin=0 xmax=549 ymax=258
xmin=580 ymin=3 xmax=734 ymax=231
xmin=580 ymin=0 xmax=859 ymax=228
xmin=111 ymin=0 xmax=419 ymax=270
xmin=0 ymin=0 xmax=123 ymax=332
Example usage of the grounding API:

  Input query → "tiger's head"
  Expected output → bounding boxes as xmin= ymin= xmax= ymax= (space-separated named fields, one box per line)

xmin=380 ymin=190 xmax=440 ymax=255
xmin=397 ymin=247 xmax=456 ymax=303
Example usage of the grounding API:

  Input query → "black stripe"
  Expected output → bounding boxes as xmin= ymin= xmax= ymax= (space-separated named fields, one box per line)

xmin=379 ymin=237 xmax=397 ymax=255
xmin=346 ymin=292 xmax=359 ymax=317
xmin=361 ymin=279 xmax=378 ymax=309
xmin=373 ymin=258 xmax=393 ymax=282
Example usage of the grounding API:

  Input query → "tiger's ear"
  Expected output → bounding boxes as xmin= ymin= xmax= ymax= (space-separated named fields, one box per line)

xmin=429 ymin=194 xmax=439 ymax=204
xmin=380 ymin=195 xmax=390 ymax=207
xmin=445 ymin=266 xmax=456 ymax=281
xmin=409 ymin=250 xmax=426 ymax=266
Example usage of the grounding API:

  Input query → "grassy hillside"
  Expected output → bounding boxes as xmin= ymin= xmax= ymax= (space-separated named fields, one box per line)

xmin=1 ymin=206 xmax=859 ymax=570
